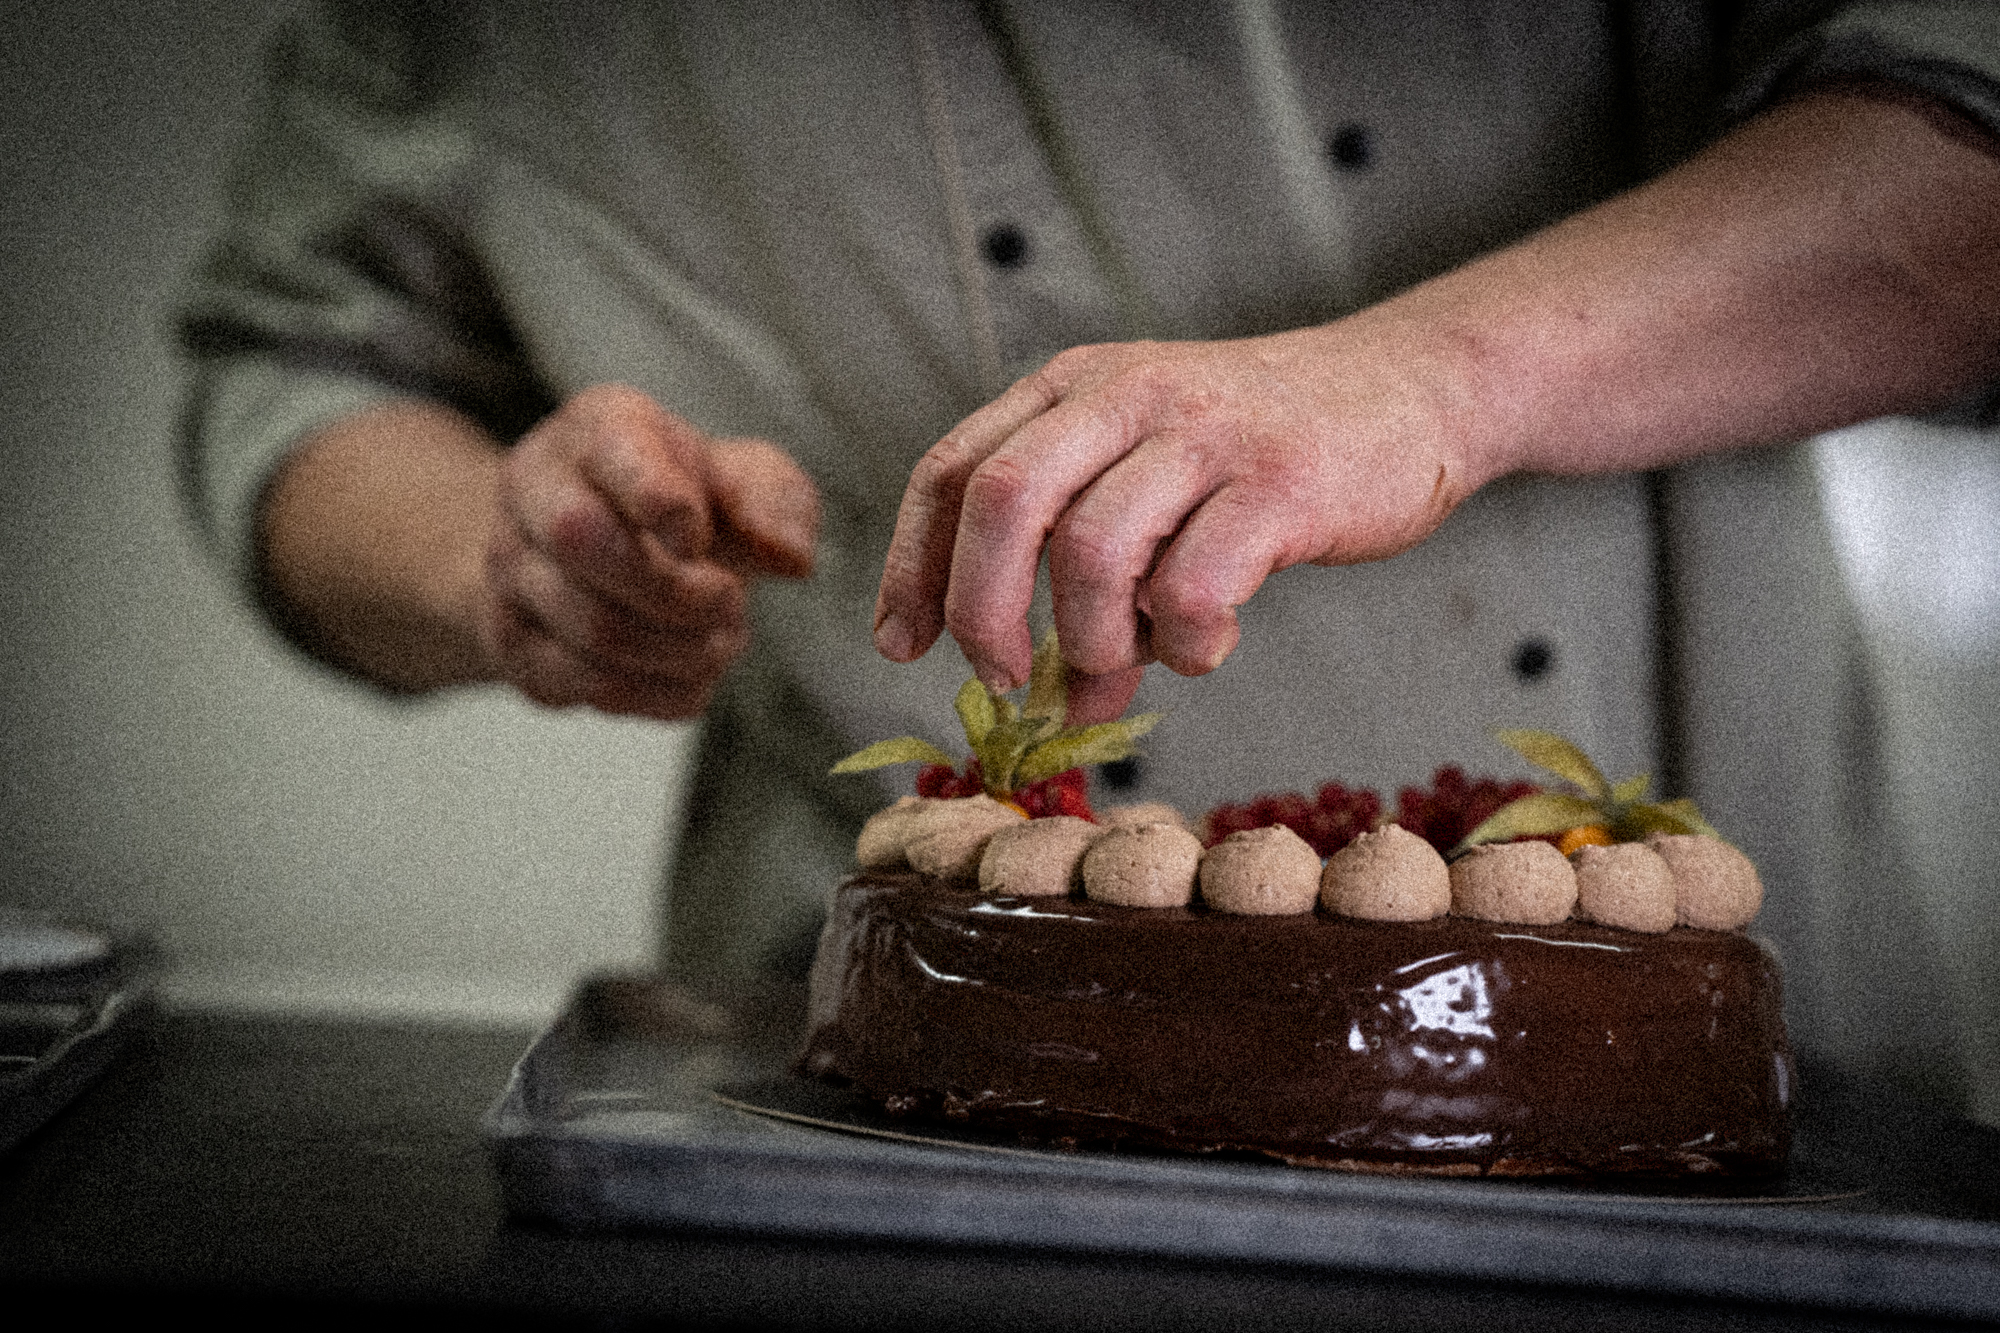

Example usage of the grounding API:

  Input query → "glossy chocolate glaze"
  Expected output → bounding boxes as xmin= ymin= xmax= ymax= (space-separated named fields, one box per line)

xmin=800 ymin=873 xmax=1793 ymax=1176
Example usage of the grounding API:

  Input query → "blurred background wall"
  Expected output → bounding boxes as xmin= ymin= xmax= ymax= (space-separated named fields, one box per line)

xmin=1 ymin=1 xmax=1995 ymax=1115
xmin=0 ymin=0 xmax=691 ymax=1025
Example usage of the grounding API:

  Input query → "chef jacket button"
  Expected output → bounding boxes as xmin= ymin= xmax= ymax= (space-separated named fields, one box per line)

xmin=1099 ymin=756 xmax=1143 ymax=791
xmin=1512 ymin=638 xmax=1555 ymax=681
xmin=982 ymin=224 xmax=1029 ymax=268
xmin=1326 ymin=123 xmax=1373 ymax=171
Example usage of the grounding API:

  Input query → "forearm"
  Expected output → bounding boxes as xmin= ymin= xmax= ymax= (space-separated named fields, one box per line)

xmin=875 ymin=86 xmax=2000 ymax=697
xmin=1361 ymin=87 xmax=2000 ymax=489
xmin=259 ymin=400 xmax=503 ymax=693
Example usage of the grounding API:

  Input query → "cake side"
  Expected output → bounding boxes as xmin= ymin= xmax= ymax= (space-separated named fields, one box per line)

xmin=801 ymin=873 xmax=1793 ymax=1177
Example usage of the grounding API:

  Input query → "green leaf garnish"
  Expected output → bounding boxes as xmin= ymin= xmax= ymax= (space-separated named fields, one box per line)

xmin=1610 ymin=772 xmax=1652 ymax=805
xmin=954 ymin=678 xmax=996 ymax=748
xmin=1015 ymin=714 xmax=1160 ymax=785
xmin=975 ymin=712 xmax=1055 ymax=795
xmin=1022 ymin=629 xmax=1066 ymax=722
xmin=829 ymin=737 xmax=958 ymax=774
xmin=1459 ymin=793 xmax=1606 ymax=847
xmin=829 ymin=630 xmax=1162 ymax=800
xmin=1495 ymin=728 xmax=1608 ymax=800
xmin=1459 ymin=729 xmax=1723 ymax=852
xmin=1650 ymin=798 xmax=1718 ymax=837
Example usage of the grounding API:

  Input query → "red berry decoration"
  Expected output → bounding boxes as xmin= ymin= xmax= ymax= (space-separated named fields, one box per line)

xmin=1393 ymin=766 xmax=1540 ymax=854
xmin=1014 ymin=767 xmax=1095 ymax=821
xmin=916 ymin=759 xmax=1096 ymax=820
xmin=1199 ymin=780 xmax=1382 ymax=858
xmin=832 ymin=631 xmax=1155 ymax=816
xmin=916 ymin=760 xmax=986 ymax=800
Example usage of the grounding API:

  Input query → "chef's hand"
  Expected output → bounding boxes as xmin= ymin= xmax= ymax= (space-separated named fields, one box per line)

xmin=872 ymin=326 xmax=1481 ymax=724
xmin=484 ymin=384 xmax=821 ymax=720
xmin=874 ymin=90 xmax=2000 ymax=726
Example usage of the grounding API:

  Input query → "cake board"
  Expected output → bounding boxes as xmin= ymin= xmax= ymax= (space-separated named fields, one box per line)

xmin=483 ymin=976 xmax=2000 ymax=1323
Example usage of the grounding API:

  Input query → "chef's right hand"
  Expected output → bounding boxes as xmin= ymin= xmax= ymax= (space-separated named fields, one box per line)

xmin=481 ymin=383 xmax=821 ymax=721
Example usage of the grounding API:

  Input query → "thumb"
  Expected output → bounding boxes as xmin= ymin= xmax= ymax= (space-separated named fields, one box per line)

xmin=708 ymin=440 xmax=822 ymax=579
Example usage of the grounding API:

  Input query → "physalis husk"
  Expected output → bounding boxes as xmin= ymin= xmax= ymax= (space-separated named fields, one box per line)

xmin=1455 ymin=728 xmax=1720 ymax=853
xmin=830 ymin=630 xmax=1159 ymax=799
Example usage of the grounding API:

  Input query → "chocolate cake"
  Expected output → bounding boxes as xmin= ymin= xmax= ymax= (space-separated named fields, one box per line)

xmin=799 ymin=872 xmax=1793 ymax=1177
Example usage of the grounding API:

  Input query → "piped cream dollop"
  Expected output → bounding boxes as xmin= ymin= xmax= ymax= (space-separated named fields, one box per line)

xmin=1198 ymin=825 xmax=1321 ymax=915
xmin=1083 ymin=822 xmax=1204 ymax=908
xmin=1098 ymin=801 xmax=1187 ymax=829
xmin=1319 ymin=825 xmax=1449 ymax=922
xmin=1450 ymin=840 xmax=1577 ymax=925
xmin=1574 ymin=841 xmax=1676 ymax=933
xmin=855 ymin=795 xmax=939 ymax=870
xmin=979 ymin=816 xmax=1103 ymax=897
xmin=1647 ymin=833 xmax=1762 ymax=930
xmin=902 ymin=795 xmax=1026 ymax=883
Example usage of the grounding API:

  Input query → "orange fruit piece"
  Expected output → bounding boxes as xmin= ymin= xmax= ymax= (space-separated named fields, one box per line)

xmin=1556 ymin=824 xmax=1615 ymax=856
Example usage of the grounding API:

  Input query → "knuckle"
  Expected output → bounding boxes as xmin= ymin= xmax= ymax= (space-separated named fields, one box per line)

xmin=543 ymin=492 xmax=618 ymax=564
xmin=1054 ymin=615 xmax=1133 ymax=674
xmin=1050 ymin=515 xmax=1133 ymax=585
xmin=960 ymin=453 xmax=1035 ymax=525
xmin=1119 ymin=358 xmax=1186 ymax=412
xmin=1038 ymin=342 xmax=1112 ymax=385
xmin=1014 ymin=362 xmax=1066 ymax=404
xmin=910 ymin=434 xmax=980 ymax=494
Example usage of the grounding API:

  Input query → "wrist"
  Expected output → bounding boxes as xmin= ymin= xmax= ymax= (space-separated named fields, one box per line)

xmin=263 ymin=401 xmax=510 ymax=693
xmin=1277 ymin=307 xmax=1519 ymax=501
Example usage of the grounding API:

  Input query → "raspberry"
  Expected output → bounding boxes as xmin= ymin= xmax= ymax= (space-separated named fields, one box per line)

xmin=1015 ymin=767 xmax=1096 ymax=821
xmin=1200 ymin=780 xmax=1382 ymax=858
xmin=1394 ymin=766 xmax=1539 ymax=853
xmin=913 ymin=760 xmax=1096 ymax=820
xmin=916 ymin=760 xmax=985 ymax=800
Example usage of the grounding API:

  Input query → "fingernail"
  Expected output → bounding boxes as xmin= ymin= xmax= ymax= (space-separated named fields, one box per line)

xmin=975 ymin=661 xmax=1022 ymax=694
xmin=874 ymin=612 xmax=915 ymax=660
xmin=1202 ymin=622 xmax=1240 ymax=674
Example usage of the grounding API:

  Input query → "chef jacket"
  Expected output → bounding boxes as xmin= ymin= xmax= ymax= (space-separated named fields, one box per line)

xmin=177 ymin=0 xmax=2000 ymax=1096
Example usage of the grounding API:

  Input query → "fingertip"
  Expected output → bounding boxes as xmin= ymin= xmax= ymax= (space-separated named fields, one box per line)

xmin=973 ymin=660 xmax=1024 ymax=695
xmin=710 ymin=440 xmax=822 ymax=577
xmin=873 ymin=609 xmax=918 ymax=662
xmin=875 ymin=545 xmax=954 ymax=664
xmin=1154 ymin=610 xmax=1240 ymax=678
xmin=1062 ymin=664 xmax=1146 ymax=727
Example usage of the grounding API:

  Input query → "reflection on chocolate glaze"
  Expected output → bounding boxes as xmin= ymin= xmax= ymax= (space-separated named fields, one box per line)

xmin=800 ymin=873 xmax=1793 ymax=1177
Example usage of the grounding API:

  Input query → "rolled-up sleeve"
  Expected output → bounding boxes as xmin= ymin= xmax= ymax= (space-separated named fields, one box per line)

xmin=1731 ymin=2 xmax=2000 ymax=135
xmin=176 ymin=0 xmax=554 ymax=601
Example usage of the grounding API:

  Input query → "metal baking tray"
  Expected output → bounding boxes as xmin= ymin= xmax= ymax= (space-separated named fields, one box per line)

xmin=0 ymin=912 xmax=156 ymax=1154
xmin=484 ymin=976 xmax=2000 ymax=1322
